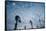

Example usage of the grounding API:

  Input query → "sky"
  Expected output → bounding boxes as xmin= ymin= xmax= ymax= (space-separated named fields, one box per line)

xmin=6 ymin=1 xmax=45 ymax=30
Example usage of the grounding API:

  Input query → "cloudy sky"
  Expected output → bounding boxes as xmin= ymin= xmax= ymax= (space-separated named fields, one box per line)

xmin=6 ymin=1 xmax=45 ymax=30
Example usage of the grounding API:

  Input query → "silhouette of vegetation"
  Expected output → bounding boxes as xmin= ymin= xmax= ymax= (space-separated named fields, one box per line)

xmin=24 ymin=26 xmax=26 ymax=30
xmin=30 ymin=20 xmax=33 ymax=29
xmin=37 ymin=18 xmax=45 ymax=28
xmin=14 ymin=15 xmax=21 ymax=30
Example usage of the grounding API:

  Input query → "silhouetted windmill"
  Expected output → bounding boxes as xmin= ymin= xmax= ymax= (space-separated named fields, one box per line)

xmin=14 ymin=15 xmax=21 ymax=30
